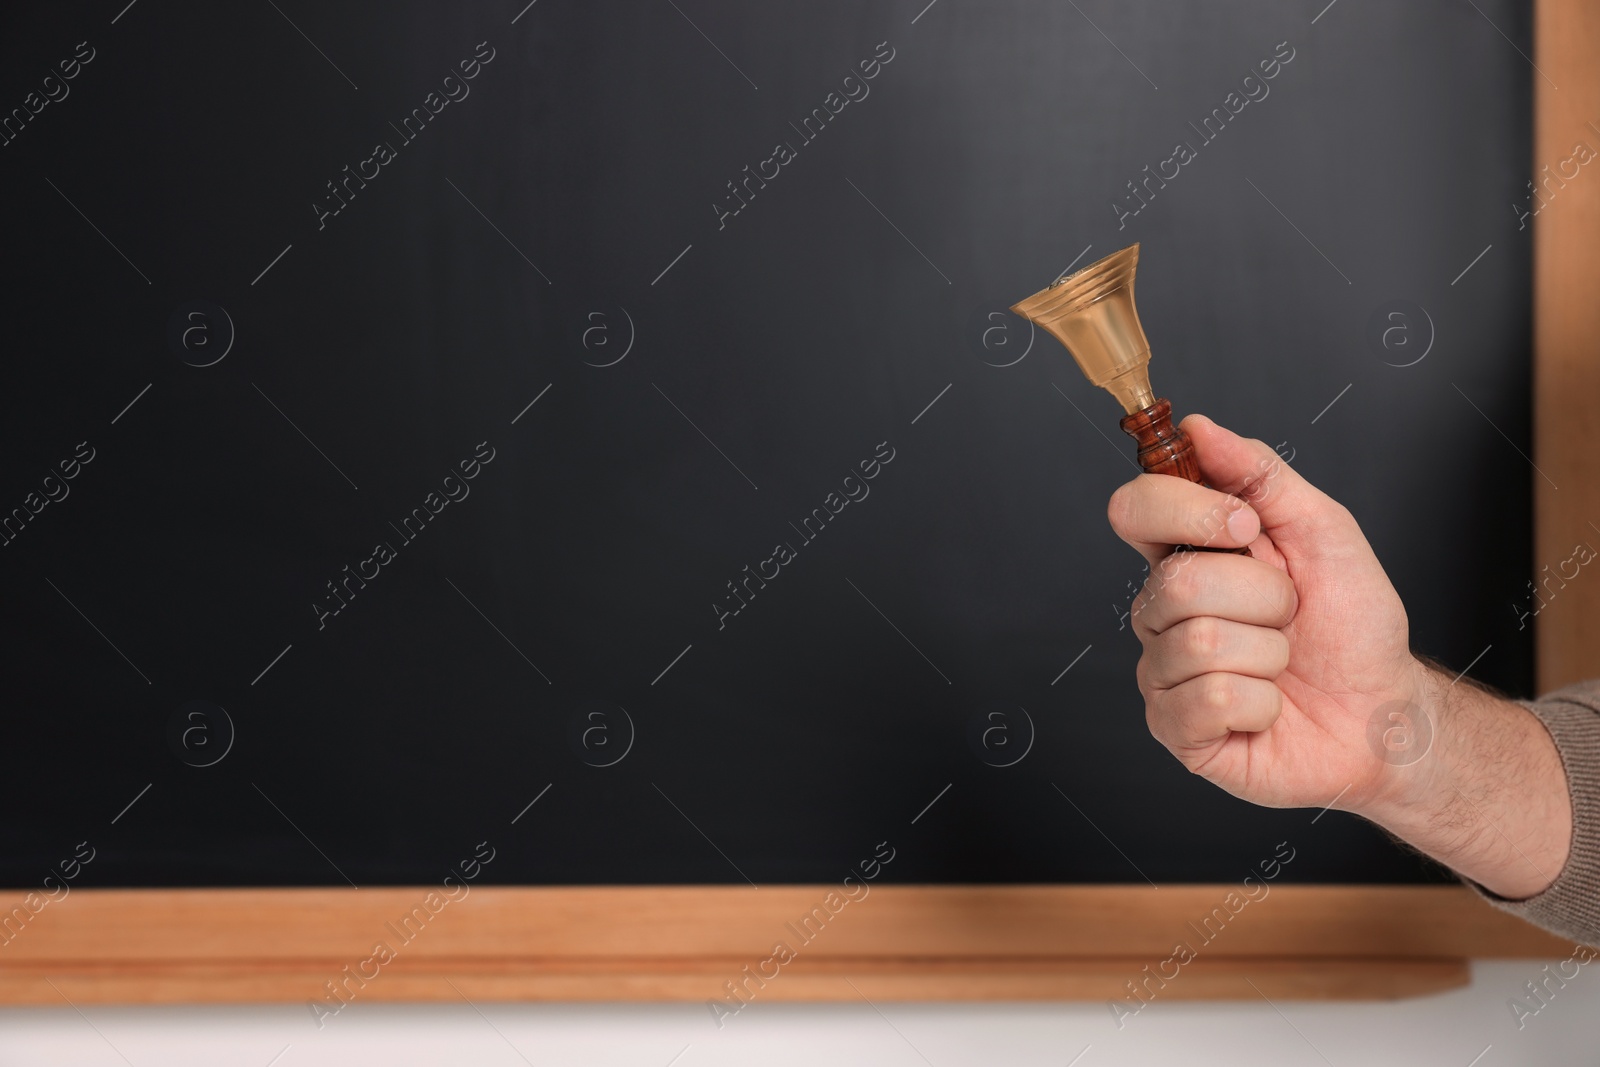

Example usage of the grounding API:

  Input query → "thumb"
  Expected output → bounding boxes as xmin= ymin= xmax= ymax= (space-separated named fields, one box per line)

xmin=1183 ymin=414 xmax=1363 ymax=558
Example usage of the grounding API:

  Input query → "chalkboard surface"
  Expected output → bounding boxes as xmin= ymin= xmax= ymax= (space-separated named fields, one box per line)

xmin=0 ymin=0 xmax=1531 ymax=887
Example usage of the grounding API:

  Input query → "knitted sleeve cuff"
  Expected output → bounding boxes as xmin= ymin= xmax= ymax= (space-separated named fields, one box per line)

xmin=1464 ymin=680 xmax=1600 ymax=945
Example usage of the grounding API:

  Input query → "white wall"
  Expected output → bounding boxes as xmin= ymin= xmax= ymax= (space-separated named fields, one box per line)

xmin=1 ymin=962 xmax=1590 ymax=1066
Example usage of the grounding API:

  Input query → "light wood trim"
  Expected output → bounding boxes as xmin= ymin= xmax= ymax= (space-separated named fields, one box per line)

xmin=2 ymin=958 xmax=1472 ymax=1006
xmin=0 ymin=886 xmax=1564 ymax=1004
xmin=1534 ymin=0 xmax=1600 ymax=690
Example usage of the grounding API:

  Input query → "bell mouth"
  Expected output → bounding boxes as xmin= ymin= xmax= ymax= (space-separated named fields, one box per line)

xmin=1009 ymin=244 xmax=1140 ymax=327
xmin=1008 ymin=242 xmax=1155 ymax=414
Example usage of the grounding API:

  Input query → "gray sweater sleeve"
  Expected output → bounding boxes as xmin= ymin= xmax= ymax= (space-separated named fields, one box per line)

xmin=1467 ymin=678 xmax=1600 ymax=943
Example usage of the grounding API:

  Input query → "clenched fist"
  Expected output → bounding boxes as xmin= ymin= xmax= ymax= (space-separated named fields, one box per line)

xmin=1106 ymin=414 xmax=1569 ymax=900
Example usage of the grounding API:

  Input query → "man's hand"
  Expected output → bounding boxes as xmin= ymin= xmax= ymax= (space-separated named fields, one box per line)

xmin=1107 ymin=414 xmax=1570 ymax=900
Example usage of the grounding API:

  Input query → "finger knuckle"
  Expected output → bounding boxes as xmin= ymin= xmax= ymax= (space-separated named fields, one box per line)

xmin=1182 ymin=616 xmax=1223 ymax=662
xmin=1199 ymin=673 xmax=1233 ymax=712
xmin=1162 ymin=556 xmax=1206 ymax=607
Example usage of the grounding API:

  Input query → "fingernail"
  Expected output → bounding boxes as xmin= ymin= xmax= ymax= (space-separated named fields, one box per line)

xmin=1226 ymin=505 xmax=1257 ymax=542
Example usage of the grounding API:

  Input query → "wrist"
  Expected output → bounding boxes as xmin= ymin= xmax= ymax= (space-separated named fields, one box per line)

xmin=1357 ymin=658 xmax=1571 ymax=900
xmin=1354 ymin=656 xmax=1452 ymax=825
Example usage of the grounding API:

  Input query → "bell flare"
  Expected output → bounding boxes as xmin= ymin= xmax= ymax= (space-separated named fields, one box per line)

xmin=1010 ymin=243 xmax=1156 ymax=414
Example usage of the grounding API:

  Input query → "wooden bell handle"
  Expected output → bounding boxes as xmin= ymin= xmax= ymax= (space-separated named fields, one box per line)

xmin=1119 ymin=398 xmax=1202 ymax=481
xmin=1119 ymin=399 xmax=1250 ymax=555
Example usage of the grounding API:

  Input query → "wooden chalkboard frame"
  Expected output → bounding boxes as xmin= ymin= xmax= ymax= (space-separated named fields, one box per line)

xmin=0 ymin=887 xmax=1571 ymax=1006
xmin=2 ymin=0 xmax=1590 ymax=1006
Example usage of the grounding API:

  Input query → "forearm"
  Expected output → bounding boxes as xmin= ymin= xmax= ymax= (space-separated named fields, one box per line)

xmin=1358 ymin=659 xmax=1572 ymax=900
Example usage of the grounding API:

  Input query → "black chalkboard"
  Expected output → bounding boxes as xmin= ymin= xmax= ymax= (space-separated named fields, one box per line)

xmin=0 ymin=0 xmax=1531 ymax=888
